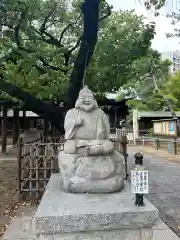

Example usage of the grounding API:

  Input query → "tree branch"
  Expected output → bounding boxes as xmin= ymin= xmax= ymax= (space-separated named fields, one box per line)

xmin=69 ymin=36 xmax=82 ymax=54
xmin=0 ymin=46 xmax=67 ymax=74
xmin=59 ymin=14 xmax=82 ymax=43
xmin=10 ymin=9 xmax=67 ymax=74
xmin=0 ymin=74 xmax=63 ymax=130
xmin=99 ymin=0 xmax=111 ymax=21
xmin=0 ymin=51 xmax=18 ymax=63
xmin=14 ymin=7 xmax=29 ymax=48
xmin=37 ymin=57 xmax=68 ymax=73
xmin=38 ymin=4 xmax=64 ymax=48
xmin=30 ymin=26 xmax=64 ymax=49
xmin=39 ymin=4 xmax=57 ymax=33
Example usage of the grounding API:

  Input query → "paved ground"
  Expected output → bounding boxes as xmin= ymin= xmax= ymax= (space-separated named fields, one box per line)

xmin=128 ymin=146 xmax=180 ymax=237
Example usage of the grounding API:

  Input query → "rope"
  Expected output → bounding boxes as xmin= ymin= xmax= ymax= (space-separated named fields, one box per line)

xmin=82 ymin=45 xmax=92 ymax=87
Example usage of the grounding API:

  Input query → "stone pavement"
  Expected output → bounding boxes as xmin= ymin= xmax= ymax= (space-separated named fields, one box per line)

xmin=128 ymin=146 xmax=180 ymax=238
xmin=1 ymin=205 xmax=37 ymax=240
xmin=0 ymin=145 xmax=17 ymax=161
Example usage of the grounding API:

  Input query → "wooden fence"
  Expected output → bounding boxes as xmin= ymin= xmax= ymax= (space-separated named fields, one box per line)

xmin=17 ymin=136 xmax=65 ymax=200
xmin=17 ymin=130 xmax=128 ymax=201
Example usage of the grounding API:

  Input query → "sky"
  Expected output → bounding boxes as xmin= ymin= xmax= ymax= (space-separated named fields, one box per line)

xmin=108 ymin=0 xmax=180 ymax=52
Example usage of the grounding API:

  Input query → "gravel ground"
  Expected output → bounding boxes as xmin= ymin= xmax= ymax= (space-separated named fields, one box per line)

xmin=128 ymin=146 xmax=180 ymax=237
xmin=0 ymin=160 xmax=19 ymax=238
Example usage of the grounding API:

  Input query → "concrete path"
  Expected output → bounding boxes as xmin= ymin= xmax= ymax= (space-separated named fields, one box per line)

xmin=1 ymin=205 xmax=37 ymax=240
xmin=128 ymin=146 xmax=180 ymax=238
xmin=0 ymin=145 xmax=17 ymax=161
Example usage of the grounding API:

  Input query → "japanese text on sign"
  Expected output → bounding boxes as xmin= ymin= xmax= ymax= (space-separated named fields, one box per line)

xmin=131 ymin=170 xmax=149 ymax=194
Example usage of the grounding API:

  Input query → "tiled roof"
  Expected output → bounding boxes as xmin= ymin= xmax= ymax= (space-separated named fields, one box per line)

xmin=138 ymin=111 xmax=180 ymax=118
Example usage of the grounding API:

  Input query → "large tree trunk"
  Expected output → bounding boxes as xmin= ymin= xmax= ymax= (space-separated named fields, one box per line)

xmin=0 ymin=76 xmax=63 ymax=130
xmin=12 ymin=108 xmax=19 ymax=144
xmin=1 ymin=106 xmax=7 ymax=153
xmin=66 ymin=0 xmax=100 ymax=109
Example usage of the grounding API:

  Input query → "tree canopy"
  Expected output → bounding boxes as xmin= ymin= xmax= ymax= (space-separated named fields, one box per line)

xmin=85 ymin=10 xmax=156 ymax=93
xmin=0 ymin=3 xmax=156 ymax=98
xmin=0 ymin=0 xmax=109 ymax=129
xmin=117 ymin=46 xmax=171 ymax=108
xmin=0 ymin=0 xmax=162 ymax=129
xmin=162 ymin=72 xmax=180 ymax=111
xmin=0 ymin=0 xmax=112 ymax=105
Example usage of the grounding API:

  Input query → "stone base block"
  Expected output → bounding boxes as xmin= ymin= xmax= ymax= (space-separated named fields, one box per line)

xmin=33 ymin=174 xmax=159 ymax=239
xmin=38 ymin=228 xmax=153 ymax=240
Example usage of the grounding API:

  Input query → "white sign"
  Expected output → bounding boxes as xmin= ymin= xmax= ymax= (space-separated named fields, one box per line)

xmin=131 ymin=170 xmax=149 ymax=194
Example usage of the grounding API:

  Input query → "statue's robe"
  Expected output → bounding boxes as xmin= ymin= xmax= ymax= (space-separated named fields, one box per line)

xmin=64 ymin=107 xmax=110 ymax=141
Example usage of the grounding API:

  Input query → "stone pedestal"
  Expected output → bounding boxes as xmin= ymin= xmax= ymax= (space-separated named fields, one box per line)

xmin=33 ymin=174 xmax=159 ymax=240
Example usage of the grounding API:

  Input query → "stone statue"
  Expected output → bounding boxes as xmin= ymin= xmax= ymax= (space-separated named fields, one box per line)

xmin=58 ymin=86 xmax=124 ymax=193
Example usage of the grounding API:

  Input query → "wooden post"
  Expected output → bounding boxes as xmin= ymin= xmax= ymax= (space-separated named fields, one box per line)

xmin=12 ymin=108 xmax=20 ymax=145
xmin=174 ymin=138 xmax=177 ymax=155
xmin=17 ymin=136 xmax=23 ymax=201
xmin=43 ymin=119 xmax=49 ymax=140
xmin=40 ymin=132 xmax=44 ymax=155
xmin=1 ymin=106 xmax=8 ymax=153
xmin=114 ymin=107 xmax=118 ymax=128
xmin=51 ymin=125 xmax=56 ymax=142
xmin=155 ymin=136 xmax=159 ymax=150
xmin=23 ymin=109 xmax=27 ymax=130
xmin=122 ymin=135 xmax=128 ymax=180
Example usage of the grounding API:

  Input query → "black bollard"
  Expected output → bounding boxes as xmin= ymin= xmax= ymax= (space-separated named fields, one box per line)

xmin=134 ymin=152 xmax=145 ymax=207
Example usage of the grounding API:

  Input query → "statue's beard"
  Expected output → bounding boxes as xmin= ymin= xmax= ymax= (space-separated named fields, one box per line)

xmin=79 ymin=104 xmax=94 ymax=112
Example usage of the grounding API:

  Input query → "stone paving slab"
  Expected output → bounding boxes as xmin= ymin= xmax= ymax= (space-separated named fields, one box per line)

xmin=2 ymin=205 xmax=37 ymax=240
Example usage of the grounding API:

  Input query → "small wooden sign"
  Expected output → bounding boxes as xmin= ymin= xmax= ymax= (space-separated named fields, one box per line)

xmin=131 ymin=170 xmax=149 ymax=194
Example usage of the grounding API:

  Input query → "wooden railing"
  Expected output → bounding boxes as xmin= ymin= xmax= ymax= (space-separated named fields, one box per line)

xmin=17 ymin=132 xmax=128 ymax=201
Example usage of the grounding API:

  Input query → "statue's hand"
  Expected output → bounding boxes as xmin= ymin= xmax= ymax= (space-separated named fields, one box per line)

xmin=85 ymin=146 xmax=91 ymax=156
xmin=86 ymin=145 xmax=103 ymax=156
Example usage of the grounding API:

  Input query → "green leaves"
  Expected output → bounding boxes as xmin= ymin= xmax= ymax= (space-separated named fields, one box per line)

xmin=0 ymin=2 xmax=161 ymax=105
xmin=143 ymin=0 xmax=166 ymax=16
xmin=164 ymin=72 xmax=180 ymax=110
xmin=85 ymin=10 xmax=156 ymax=94
xmin=0 ymin=0 xmax=74 ymax=102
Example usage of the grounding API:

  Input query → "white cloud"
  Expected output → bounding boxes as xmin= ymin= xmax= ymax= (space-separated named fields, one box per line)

xmin=108 ymin=0 xmax=180 ymax=52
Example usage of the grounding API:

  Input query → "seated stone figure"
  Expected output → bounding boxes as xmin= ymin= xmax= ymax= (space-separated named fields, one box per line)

xmin=58 ymin=85 xmax=124 ymax=193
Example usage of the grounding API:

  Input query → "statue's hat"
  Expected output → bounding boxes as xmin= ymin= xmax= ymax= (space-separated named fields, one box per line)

xmin=79 ymin=85 xmax=93 ymax=95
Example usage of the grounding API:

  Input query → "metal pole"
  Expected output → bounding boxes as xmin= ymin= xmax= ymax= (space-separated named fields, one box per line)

xmin=134 ymin=152 xmax=144 ymax=207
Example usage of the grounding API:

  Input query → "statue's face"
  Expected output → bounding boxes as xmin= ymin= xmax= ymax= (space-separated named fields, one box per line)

xmin=76 ymin=93 xmax=96 ymax=112
xmin=81 ymin=93 xmax=93 ymax=105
